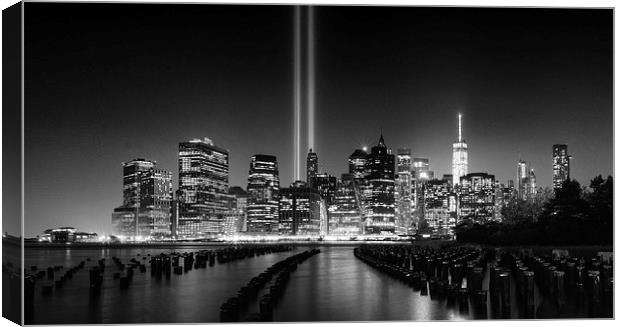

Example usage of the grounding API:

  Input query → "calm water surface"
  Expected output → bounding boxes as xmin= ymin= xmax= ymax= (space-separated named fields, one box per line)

xmin=25 ymin=246 xmax=482 ymax=324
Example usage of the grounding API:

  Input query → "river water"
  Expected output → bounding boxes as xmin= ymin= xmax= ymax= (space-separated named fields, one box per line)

xmin=22 ymin=245 xmax=564 ymax=324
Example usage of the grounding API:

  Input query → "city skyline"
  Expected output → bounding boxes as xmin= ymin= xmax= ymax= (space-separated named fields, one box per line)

xmin=22 ymin=4 xmax=612 ymax=236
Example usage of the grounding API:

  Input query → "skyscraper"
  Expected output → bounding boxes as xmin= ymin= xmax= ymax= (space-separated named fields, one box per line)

xmin=517 ymin=159 xmax=528 ymax=200
xmin=122 ymin=159 xmax=155 ymax=208
xmin=527 ymin=169 xmax=537 ymax=200
xmin=306 ymin=149 xmax=318 ymax=188
xmin=177 ymin=137 xmax=231 ymax=237
xmin=412 ymin=158 xmax=430 ymax=181
xmin=311 ymin=173 xmax=337 ymax=203
xmin=141 ymin=169 xmax=173 ymax=236
xmin=278 ymin=181 xmax=321 ymax=236
xmin=458 ymin=173 xmax=496 ymax=224
xmin=364 ymin=133 xmax=396 ymax=234
xmin=348 ymin=148 xmax=371 ymax=226
xmin=348 ymin=149 xmax=369 ymax=182
xmin=309 ymin=172 xmax=337 ymax=235
xmin=223 ymin=186 xmax=248 ymax=235
xmin=112 ymin=159 xmax=172 ymax=238
xmin=396 ymin=148 xmax=413 ymax=234
xmin=328 ymin=174 xmax=363 ymax=236
xmin=246 ymin=154 xmax=280 ymax=234
xmin=411 ymin=157 xmax=430 ymax=225
xmin=552 ymin=144 xmax=571 ymax=190
xmin=452 ymin=114 xmax=468 ymax=185
xmin=423 ymin=177 xmax=457 ymax=234
xmin=495 ymin=181 xmax=516 ymax=221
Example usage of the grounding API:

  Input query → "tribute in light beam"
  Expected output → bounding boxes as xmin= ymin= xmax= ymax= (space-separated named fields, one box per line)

xmin=307 ymin=6 xmax=315 ymax=152
xmin=292 ymin=6 xmax=316 ymax=182
xmin=293 ymin=6 xmax=301 ymax=181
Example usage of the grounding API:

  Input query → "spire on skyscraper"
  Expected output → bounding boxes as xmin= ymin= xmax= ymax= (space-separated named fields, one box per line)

xmin=458 ymin=113 xmax=462 ymax=142
xmin=378 ymin=130 xmax=385 ymax=147
xmin=452 ymin=113 xmax=468 ymax=185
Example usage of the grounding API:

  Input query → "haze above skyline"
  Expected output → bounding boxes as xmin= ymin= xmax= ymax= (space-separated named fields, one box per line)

xmin=21 ymin=4 xmax=612 ymax=236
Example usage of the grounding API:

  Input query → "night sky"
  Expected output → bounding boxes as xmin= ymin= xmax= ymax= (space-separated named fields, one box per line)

xmin=23 ymin=3 xmax=612 ymax=236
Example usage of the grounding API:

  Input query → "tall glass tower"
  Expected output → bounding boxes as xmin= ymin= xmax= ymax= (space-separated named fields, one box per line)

xmin=177 ymin=137 xmax=231 ymax=237
xmin=552 ymin=144 xmax=571 ymax=190
xmin=517 ymin=159 xmax=528 ymax=200
xmin=278 ymin=181 xmax=320 ymax=236
xmin=329 ymin=174 xmax=363 ymax=235
xmin=452 ymin=114 xmax=468 ymax=185
xmin=396 ymin=148 xmax=413 ymax=234
xmin=306 ymin=148 xmax=318 ymax=188
xmin=348 ymin=149 xmax=369 ymax=182
xmin=364 ymin=133 xmax=396 ymax=234
xmin=112 ymin=159 xmax=172 ymax=238
xmin=246 ymin=154 xmax=280 ymax=234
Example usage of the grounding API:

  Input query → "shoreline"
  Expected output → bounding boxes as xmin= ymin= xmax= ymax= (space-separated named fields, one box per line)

xmin=21 ymin=240 xmax=417 ymax=249
xmin=18 ymin=240 xmax=613 ymax=254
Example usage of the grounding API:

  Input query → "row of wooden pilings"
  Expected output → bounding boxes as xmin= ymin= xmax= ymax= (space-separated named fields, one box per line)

xmin=24 ymin=260 xmax=88 ymax=309
xmin=353 ymin=245 xmax=490 ymax=318
xmin=220 ymin=248 xmax=321 ymax=322
xmin=24 ymin=245 xmax=295 ymax=305
xmin=495 ymin=250 xmax=613 ymax=318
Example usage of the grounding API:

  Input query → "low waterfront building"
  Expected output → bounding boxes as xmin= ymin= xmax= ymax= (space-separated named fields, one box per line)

xmin=38 ymin=227 xmax=98 ymax=243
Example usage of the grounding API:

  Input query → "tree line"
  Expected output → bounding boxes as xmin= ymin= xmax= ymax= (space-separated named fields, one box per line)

xmin=455 ymin=175 xmax=613 ymax=246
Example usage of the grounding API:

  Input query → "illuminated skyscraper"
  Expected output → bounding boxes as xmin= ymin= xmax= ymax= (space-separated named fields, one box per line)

xmin=177 ymin=138 xmax=231 ymax=237
xmin=495 ymin=181 xmax=516 ymax=221
xmin=397 ymin=148 xmax=412 ymax=173
xmin=452 ymin=114 xmax=468 ymax=185
xmin=311 ymin=172 xmax=337 ymax=203
xmin=278 ymin=181 xmax=321 ymax=236
xmin=364 ymin=133 xmax=396 ymax=234
xmin=310 ymin=172 xmax=337 ymax=235
xmin=328 ymin=174 xmax=363 ymax=236
xmin=122 ymin=159 xmax=155 ymax=207
xmin=412 ymin=158 xmax=430 ymax=181
xmin=517 ymin=159 xmax=528 ymax=200
xmin=141 ymin=169 xmax=173 ymax=236
xmin=319 ymin=199 xmax=329 ymax=237
xmin=396 ymin=148 xmax=413 ymax=233
xmin=348 ymin=149 xmax=369 ymax=182
xmin=552 ymin=144 xmax=571 ymax=190
xmin=411 ymin=157 xmax=431 ymax=226
xmin=528 ymin=169 xmax=537 ymax=199
xmin=423 ymin=177 xmax=457 ymax=234
xmin=306 ymin=149 xmax=318 ymax=188
xmin=246 ymin=154 xmax=280 ymax=234
xmin=348 ymin=148 xmax=371 ymax=225
xmin=112 ymin=159 xmax=172 ymax=238
xmin=223 ymin=186 xmax=247 ymax=235
xmin=458 ymin=173 xmax=496 ymax=224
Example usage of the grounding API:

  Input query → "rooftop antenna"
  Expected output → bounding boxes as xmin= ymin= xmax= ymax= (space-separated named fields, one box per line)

xmin=458 ymin=113 xmax=462 ymax=142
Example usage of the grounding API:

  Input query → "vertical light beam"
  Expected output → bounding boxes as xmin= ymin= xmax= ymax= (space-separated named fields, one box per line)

xmin=293 ymin=6 xmax=301 ymax=181
xmin=307 ymin=6 xmax=315 ymax=152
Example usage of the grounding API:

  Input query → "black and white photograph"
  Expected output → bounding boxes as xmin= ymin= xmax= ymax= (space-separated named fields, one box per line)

xmin=1 ymin=0 xmax=616 ymax=325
